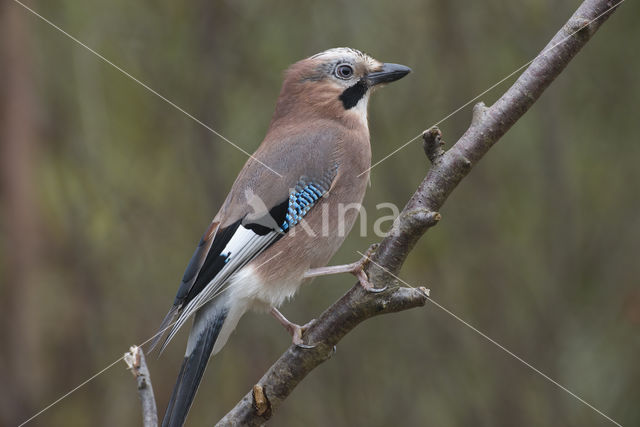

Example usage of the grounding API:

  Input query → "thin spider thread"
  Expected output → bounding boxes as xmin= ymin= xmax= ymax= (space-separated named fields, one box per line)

xmin=359 ymin=0 xmax=625 ymax=177
xmin=12 ymin=0 xmax=283 ymax=178
xmin=356 ymin=251 xmax=623 ymax=427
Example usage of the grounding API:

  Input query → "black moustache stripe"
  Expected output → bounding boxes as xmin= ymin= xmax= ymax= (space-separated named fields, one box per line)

xmin=339 ymin=78 xmax=368 ymax=110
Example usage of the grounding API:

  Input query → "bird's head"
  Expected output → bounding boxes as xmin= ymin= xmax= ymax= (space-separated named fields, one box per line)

xmin=270 ymin=48 xmax=411 ymax=128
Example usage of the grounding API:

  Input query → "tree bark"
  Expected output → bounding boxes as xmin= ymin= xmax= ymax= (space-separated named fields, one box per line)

xmin=215 ymin=0 xmax=623 ymax=425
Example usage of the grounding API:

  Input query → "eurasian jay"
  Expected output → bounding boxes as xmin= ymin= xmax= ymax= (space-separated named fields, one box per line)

xmin=154 ymin=47 xmax=410 ymax=427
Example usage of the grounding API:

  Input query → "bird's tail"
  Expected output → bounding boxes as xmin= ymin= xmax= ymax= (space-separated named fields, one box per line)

xmin=161 ymin=295 xmax=246 ymax=427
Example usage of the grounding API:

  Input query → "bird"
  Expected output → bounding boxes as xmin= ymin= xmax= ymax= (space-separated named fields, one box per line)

xmin=153 ymin=47 xmax=410 ymax=427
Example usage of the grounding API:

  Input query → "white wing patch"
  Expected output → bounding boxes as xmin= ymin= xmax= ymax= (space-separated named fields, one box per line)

xmin=220 ymin=225 xmax=258 ymax=256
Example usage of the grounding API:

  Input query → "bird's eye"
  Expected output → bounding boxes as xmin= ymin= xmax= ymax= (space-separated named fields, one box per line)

xmin=335 ymin=64 xmax=354 ymax=79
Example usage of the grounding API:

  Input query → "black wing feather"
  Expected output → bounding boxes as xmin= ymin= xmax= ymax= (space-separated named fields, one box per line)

xmin=179 ymin=221 xmax=241 ymax=307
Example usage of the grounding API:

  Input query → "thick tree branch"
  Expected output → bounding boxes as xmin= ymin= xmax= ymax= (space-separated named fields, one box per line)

xmin=214 ymin=0 xmax=622 ymax=425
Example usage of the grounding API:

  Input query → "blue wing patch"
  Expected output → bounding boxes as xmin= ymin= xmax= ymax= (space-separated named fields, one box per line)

xmin=281 ymin=182 xmax=323 ymax=231
xmin=280 ymin=168 xmax=335 ymax=231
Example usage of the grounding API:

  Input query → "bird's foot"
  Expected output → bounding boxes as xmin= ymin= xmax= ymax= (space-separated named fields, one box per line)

xmin=353 ymin=244 xmax=386 ymax=293
xmin=270 ymin=307 xmax=316 ymax=349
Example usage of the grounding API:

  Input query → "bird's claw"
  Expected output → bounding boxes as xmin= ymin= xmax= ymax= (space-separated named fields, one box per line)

xmin=294 ymin=342 xmax=316 ymax=350
xmin=292 ymin=319 xmax=317 ymax=349
xmin=364 ymin=284 xmax=388 ymax=293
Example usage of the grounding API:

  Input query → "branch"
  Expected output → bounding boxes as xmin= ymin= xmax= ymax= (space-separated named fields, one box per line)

xmin=215 ymin=0 xmax=622 ymax=425
xmin=125 ymin=346 xmax=159 ymax=427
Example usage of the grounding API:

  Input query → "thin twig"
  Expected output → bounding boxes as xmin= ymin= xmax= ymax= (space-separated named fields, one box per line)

xmin=125 ymin=346 xmax=158 ymax=427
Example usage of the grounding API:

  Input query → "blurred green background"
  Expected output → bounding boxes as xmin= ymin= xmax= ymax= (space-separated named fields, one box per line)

xmin=1 ymin=0 xmax=638 ymax=426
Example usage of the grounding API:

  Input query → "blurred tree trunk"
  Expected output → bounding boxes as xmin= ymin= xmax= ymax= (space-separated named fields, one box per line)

xmin=0 ymin=3 xmax=43 ymax=424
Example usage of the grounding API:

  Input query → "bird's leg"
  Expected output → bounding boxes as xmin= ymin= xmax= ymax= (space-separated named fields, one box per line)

xmin=270 ymin=307 xmax=316 ymax=349
xmin=303 ymin=245 xmax=386 ymax=293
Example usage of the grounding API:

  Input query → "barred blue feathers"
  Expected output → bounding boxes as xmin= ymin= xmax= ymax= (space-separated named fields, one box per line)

xmin=280 ymin=168 xmax=336 ymax=232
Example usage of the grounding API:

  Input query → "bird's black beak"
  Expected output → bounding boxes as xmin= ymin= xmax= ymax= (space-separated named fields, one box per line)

xmin=366 ymin=63 xmax=411 ymax=86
